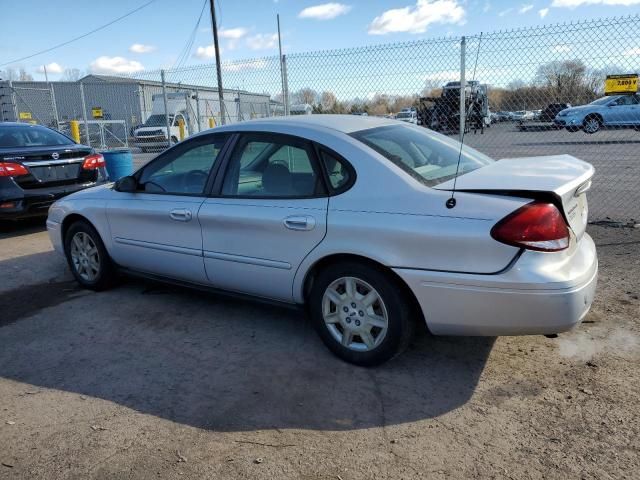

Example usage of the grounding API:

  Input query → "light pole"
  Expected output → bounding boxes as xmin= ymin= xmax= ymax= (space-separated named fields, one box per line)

xmin=209 ymin=0 xmax=225 ymax=125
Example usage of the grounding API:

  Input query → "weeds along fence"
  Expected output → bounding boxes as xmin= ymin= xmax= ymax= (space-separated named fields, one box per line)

xmin=1 ymin=15 xmax=639 ymax=224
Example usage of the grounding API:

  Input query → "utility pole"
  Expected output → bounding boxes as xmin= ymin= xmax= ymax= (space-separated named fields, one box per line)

xmin=209 ymin=0 xmax=225 ymax=125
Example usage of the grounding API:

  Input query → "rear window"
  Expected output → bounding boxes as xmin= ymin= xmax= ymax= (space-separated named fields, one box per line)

xmin=350 ymin=124 xmax=494 ymax=186
xmin=0 ymin=125 xmax=73 ymax=148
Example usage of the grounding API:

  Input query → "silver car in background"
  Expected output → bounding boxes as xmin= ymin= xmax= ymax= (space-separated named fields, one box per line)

xmin=47 ymin=116 xmax=597 ymax=366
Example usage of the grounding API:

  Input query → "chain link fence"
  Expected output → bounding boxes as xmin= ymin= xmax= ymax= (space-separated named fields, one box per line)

xmin=1 ymin=15 xmax=638 ymax=223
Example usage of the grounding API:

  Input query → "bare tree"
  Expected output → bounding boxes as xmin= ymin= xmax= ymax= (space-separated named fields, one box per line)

xmin=62 ymin=68 xmax=82 ymax=81
xmin=19 ymin=67 xmax=33 ymax=81
xmin=320 ymin=91 xmax=337 ymax=111
xmin=294 ymin=88 xmax=318 ymax=105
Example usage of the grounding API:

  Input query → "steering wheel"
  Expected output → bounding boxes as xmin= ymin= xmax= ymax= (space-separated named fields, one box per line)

xmin=181 ymin=170 xmax=209 ymax=192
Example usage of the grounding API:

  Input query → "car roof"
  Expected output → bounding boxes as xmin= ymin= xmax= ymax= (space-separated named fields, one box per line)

xmin=206 ymin=114 xmax=398 ymax=136
xmin=0 ymin=122 xmax=51 ymax=129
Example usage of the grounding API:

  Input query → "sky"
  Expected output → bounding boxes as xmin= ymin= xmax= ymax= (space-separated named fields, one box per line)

xmin=1 ymin=0 xmax=640 ymax=81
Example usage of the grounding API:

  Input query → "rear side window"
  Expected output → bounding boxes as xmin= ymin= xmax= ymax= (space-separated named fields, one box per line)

xmin=350 ymin=124 xmax=493 ymax=186
xmin=319 ymin=150 xmax=351 ymax=191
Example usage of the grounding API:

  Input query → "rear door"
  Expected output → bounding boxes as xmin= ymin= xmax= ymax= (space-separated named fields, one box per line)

xmin=106 ymin=133 xmax=229 ymax=283
xmin=198 ymin=132 xmax=328 ymax=302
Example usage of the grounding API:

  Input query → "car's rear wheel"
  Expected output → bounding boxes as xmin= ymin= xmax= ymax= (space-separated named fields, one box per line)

xmin=583 ymin=115 xmax=602 ymax=134
xmin=64 ymin=221 xmax=116 ymax=291
xmin=309 ymin=262 xmax=414 ymax=366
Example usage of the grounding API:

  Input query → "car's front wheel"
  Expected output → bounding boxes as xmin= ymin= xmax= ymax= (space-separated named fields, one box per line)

xmin=64 ymin=220 xmax=116 ymax=291
xmin=583 ymin=115 xmax=602 ymax=134
xmin=309 ymin=262 xmax=415 ymax=366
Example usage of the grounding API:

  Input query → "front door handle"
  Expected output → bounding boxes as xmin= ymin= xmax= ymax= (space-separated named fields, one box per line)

xmin=284 ymin=215 xmax=316 ymax=231
xmin=169 ymin=208 xmax=192 ymax=222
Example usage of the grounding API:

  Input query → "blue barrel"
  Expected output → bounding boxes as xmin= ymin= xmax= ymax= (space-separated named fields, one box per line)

xmin=102 ymin=148 xmax=133 ymax=181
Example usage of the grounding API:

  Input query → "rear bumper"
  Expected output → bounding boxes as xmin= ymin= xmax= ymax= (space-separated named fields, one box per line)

xmin=394 ymin=234 xmax=598 ymax=336
xmin=0 ymin=180 xmax=108 ymax=220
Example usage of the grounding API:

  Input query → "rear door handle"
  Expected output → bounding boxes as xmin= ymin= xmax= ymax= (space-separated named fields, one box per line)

xmin=284 ymin=215 xmax=315 ymax=231
xmin=170 ymin=208 xmax=192 ymax=222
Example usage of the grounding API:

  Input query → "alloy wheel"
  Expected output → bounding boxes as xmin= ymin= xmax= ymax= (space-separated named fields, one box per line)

xmin=70 ymin=232 xmax=101 ymax=281
xmin=322 ymin=276 xmax=389 ymax=352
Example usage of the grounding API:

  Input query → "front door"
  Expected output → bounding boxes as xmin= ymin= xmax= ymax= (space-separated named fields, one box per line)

xmin=198 ymin=133 xmax=328 ymax=301
xmin=107 ymin=134 xmax=229 ymax=283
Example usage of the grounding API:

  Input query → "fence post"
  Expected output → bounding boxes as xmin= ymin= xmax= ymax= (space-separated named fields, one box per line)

xmin=79 ymin=82 xmax=90 ymax=146
xmin=161 ymin=70 xmax=171 ymax=148
xmin=459 ymin=36 xmax=466 ymax=143
xmin=282 ymin=54 xmax=290 ymax=116
xmin=8 ymin=80 xmax=18 ymax=122
xmin=49 ymin=83 xmax=60 ymax=130
xmin=195 ymin=89 xmax=201 ymax=132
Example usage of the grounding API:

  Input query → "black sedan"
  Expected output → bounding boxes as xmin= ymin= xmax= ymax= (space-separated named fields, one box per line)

xmin=0 ymin=123 xmax=109 ymax=219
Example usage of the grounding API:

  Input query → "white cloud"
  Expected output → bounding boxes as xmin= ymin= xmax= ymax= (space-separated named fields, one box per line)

xmin=89 ymin=56 xmax=144 ymax=74
xmin=129 ymin=43 xmax=156 ymax=54
xmin=218 ymin=27 xmax=248 ymax=39
xmin=498 ymin=7 xmax=513 ymax=16
xmin=299 ymin=3 xmax=352 ymax=20
xmin=194 ymin=44 xmax=224 ymax=59
xmin=368 ymin=0 xmax=465 ymax=35
xmin=483 ymin=1 xmax=491 ymax=12
xmin=539 ymin=7 xmax=550 ymax=17
xmin=222 ymin=59 xmax=268 ymax=72
xmin=38 ymin=62 xmax=63 ymax=74
xmin=625 ymin=47 xmax=640 ymax=55
xmin=519 ymin=4 xmax=534 ymax=13
xmin=551 ymin=44 xmax=572 ymax=53
xmin=246 ymin=33 xmax=279 ymax=50
xmin=551 ymin=0 xmax=640 ymax=6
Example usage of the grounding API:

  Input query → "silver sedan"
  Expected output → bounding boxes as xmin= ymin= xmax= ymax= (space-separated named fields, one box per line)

xmin=47 ymin=115 xmax=598 ymax=365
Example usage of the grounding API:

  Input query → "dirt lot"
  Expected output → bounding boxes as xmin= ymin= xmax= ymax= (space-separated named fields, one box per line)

xmin=0 ymin=220 xmax=638 ymax=480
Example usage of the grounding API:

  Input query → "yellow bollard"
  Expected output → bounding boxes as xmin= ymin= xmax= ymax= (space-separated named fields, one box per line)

xmin=70 ymin=120 xmax=81 ymax=143
xmin=208 ymin=117 xmax=216 ymax=129
xmin=178 ymin=118 xmax=185 ymax=141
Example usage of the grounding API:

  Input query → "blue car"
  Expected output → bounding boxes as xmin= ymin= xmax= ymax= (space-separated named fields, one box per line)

xmin=554 ymin=93 xmax=640 ymax=134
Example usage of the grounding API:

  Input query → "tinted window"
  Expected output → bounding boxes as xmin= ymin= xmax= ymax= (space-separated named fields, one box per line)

xmin=139 ymin=136 xmax=227 ymax=194
xmin=0 ymin=125 xmax=72 ymax=147
xmin=222 ymin=137 xmax=319 ymax=197
xmin=351 ymin=124 xmax=493 ymax=186
xmin=320 ymin=150 xmax=351 ymax=191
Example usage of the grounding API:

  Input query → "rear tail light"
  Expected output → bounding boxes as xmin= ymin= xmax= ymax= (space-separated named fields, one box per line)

xmin=82 ymin=153 xmax=105 ymax=170
xmin=0 ymin=162 xmax=29 ymax=177
xmin=491 ymin=202 xmax=570 ymax=252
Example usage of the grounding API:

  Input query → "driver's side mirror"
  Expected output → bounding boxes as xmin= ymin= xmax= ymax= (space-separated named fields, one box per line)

xmin=609 ymin=101 xmax=618 ymax=107
xmin=114 ymin=175 xmax=138 ymax=193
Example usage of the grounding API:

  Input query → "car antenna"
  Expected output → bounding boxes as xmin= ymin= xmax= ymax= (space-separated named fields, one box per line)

xmin=446 ymin=32 xmax=483 ymax=209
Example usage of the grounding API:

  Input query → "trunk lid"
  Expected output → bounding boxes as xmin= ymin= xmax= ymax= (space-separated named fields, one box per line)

xmin=434 ymin=155 xmax=594 ymax=239
xmin=1 ymin=145 xmax=93 ymax=188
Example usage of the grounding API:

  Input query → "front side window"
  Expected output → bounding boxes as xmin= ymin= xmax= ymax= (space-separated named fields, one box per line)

xmin=222 ymin=136 xmax=319 ymax=197
xmin=139 ymin=135 xmax=227 ymax=194
xmin=351 ymin=124 xmax=493 ymax=186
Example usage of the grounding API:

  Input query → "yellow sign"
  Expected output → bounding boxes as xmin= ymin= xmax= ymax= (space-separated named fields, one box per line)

xmin=605 ymin=74 xmax=638 ymax=95
xmin=92 ymin=107 xmax=103 ymax=119
xmin=18 ymin=112 xmax=32 ymax=120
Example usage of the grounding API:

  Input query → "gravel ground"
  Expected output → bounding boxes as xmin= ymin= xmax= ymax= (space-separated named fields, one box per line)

xmin=0 ymin=220 xmax=638 ymax=480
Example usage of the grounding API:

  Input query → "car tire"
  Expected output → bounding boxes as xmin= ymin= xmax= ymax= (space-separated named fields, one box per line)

xmin=64 ymin=220 xmax=116 ymax=291
xmin=140 ymin=147 xmax=147 ymax=153
xmin=309 ymin=261 xmax=415 ymax=366
xmin=583 ymin=115 xmax=602 ymax=134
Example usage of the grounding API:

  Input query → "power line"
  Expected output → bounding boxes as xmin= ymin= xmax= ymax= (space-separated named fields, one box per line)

xmin=0 ymin=0 xmax=157 ymax=67
xmin=172 ymin=0 xmax=208 ymax=70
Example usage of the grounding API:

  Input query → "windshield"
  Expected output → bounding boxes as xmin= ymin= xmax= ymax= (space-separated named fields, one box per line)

xmin=0 ymin=125 xmax=72 ymax=148
xmin=396 ymin=112 xmax=412 ymax=118
xmin=144 ymin=114 xmax=173 ymax=127
xmin=590 ymin=96 xmax=615 ymax=106
xmin=351 ymin=124 xmax=494 ymax=186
